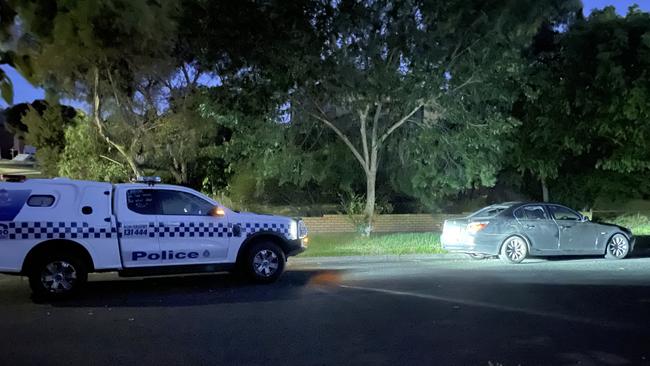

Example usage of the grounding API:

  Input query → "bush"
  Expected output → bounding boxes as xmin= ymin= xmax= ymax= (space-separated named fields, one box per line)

xmin=609 ymin=214 xmax=650 ymax=235
xmin=58 ymin=122 xmax=129 ymax=182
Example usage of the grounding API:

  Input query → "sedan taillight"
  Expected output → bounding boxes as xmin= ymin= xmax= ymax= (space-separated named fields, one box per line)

xmin=467 ymin=221 xmax=489 ymax=234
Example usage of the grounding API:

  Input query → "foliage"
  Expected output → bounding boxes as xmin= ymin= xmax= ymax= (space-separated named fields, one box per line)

xmin=58 ymin=121 xmax=129 ymax=182
xmin=2 ymin=100 xmax=48 ymax=138
xmin=511 ymin=6 xmax=650 ymax=207
xmin=141 ymin=91 xmax=225 ymax=187
xmin=0 ymin=67 xmax=11 ymax=104
xmin=21 ymin=103 xmax=76 ymax=175
xmin=3 ymin=0 xmax=181 ymax=176
xmin=607 ymin=214 xmax=650 ymax=236
xmin=339 ymin=192 xmax=393 ymax=235
xmin=4 ymin=0 xmax=650 ymax=216
xmin=268 ymin=0 xmax=581 ymax=227
xmin=302 ymin=232 xmax=444 ymax=257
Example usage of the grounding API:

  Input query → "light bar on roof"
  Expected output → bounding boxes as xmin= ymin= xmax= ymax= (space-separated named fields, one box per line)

xmin=134 ymin=176 xmax=162 ymax=185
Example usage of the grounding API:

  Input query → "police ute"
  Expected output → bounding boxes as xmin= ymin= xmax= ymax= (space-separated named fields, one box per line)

xmin=0 ymin=175 xmax=308 ymax=298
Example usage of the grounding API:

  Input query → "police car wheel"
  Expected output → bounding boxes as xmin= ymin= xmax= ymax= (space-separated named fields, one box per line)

xmin=246 ymin=242 xmax=286 ymax=283
xmin=28 ymin=254 xmax=87 ymax=299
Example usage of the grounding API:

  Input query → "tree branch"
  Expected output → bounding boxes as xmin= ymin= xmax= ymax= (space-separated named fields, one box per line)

xmin=371 ymin=102 xmax=381 ymax=149
xmin=92 ymin=66 xmax=141 ymax=176
xmin=370 ymin=102 xmax=382 ymax=172
xmin=359 ymin=104 xmax=370 ymax=168
xmin=309 ymin=109 xmax=369 ymax=174
xmin=181 ymin=64 xmax=192 ymax=86
xmin=450 ymin=74 xmax=480 ymax=93
xmin=379 ymin=103 xmax=423 ymax=145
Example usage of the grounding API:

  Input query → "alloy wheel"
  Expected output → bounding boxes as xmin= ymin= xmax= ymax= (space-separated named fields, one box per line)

xmin=253 ymin=249 xmax=280 ymax=277
xmin=505 ymin=237 xmax=526 ymax=262
xmin=40 ymin=261 xmax=78 ymax=293
xmin=607 ymin=234 xmax=629 ymax=258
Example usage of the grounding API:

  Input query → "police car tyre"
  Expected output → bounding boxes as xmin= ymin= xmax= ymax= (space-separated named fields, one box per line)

xmin=28 ymin=253 xmax=88 ymax=298
xmin=246 ymin=241 xmax=285 ymax=283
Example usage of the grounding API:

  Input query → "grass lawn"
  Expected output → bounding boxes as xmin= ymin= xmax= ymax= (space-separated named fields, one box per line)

xmin=302 ymin=232 xmax=444 ymax=257
xmin=607 ymin=214 xmax=650 ymax=235
xmin=0 ymin=161 xmax=42 ymax=177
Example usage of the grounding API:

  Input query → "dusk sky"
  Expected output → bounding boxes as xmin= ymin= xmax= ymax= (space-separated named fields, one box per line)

xmin=1 ymin=0 xmax=649 ymax=109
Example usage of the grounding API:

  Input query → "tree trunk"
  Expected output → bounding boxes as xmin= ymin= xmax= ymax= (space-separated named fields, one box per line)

xmin=541 ymin=178 xmax=549 ymax=202
xmin=363 ymin=169 xmax=377 ymax=236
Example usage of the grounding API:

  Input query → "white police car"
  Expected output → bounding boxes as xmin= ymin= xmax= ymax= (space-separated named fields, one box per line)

xmin=0 ymin=176 xmax=308 ymax=298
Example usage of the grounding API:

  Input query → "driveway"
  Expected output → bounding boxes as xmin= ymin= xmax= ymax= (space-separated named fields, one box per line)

xmin=1 ymin=255 xmax=650 ymax=365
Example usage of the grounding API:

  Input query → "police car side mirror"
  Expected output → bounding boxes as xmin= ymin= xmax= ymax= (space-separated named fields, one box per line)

xmin=209 ymin=206 xmax=226 ymax=218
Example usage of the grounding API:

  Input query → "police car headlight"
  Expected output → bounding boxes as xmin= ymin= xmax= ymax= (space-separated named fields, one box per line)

xmin=289 ymin=220 xmax=308 ymax=240
xmin=298 ymin=220 xmax=308 ymax=239
xmin=289 ymin=220 xmax=298 ymax=240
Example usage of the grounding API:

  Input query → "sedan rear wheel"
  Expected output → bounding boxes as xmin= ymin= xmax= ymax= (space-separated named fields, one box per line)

xmin=605 ymin=234 xmax=630 ymax=260
xmin=500 ymin=236 xmax=528 ymax=264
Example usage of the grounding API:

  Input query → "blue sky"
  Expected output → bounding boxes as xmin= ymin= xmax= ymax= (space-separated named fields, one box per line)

xmin=583 ymin=0 xmax=649 ymax=15
xmin=1 ymin=0 xmax=649 ymax=109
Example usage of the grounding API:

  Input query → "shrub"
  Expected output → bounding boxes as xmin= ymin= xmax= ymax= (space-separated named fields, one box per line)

xmin=609 ymin=214 xmax=650 ymax=235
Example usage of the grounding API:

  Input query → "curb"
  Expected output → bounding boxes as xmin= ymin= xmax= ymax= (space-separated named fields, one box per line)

xmin=290 ymin=253 xmax=468 ymax=264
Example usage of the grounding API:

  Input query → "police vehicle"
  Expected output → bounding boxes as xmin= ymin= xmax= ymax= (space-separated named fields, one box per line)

xmin=0 ymin=175 xmax=308 ymax=298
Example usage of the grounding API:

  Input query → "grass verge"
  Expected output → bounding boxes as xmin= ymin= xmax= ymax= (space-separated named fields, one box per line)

xmin=301 ymin=232 xmax=444 ymax=257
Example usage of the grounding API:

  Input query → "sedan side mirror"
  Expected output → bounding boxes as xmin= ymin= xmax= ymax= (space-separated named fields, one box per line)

xmin=581 ymin=215 xmax=590 ymax=222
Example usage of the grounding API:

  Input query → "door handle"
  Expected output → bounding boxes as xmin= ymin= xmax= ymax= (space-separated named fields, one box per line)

xmin=165 ymin=222 xmax=182 ymax=227
xmin=560 ymin=225 xmax=572 ymax=229
xmin=526 ymin=225 xmax=535 ymax=229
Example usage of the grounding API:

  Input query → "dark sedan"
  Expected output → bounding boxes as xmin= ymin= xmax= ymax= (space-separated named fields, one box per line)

xmin=441 ymin=202 xmax=634 ymax=263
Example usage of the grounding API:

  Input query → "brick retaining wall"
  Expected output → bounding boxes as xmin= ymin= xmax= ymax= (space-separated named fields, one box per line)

xmin=302 ymin=214 xmax=466 ymax=233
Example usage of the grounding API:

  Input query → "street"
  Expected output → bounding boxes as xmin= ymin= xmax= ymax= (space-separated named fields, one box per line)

xmin=2 ymin=255 xmax=650 ymax=366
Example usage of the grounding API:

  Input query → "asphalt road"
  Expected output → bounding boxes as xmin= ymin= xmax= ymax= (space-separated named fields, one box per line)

xmin=2 ymin=254 xmax=650 ymax=366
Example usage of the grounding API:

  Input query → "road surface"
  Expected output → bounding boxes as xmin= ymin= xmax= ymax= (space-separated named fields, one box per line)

xmin=1 ymin=255 xmax=650 ymax=365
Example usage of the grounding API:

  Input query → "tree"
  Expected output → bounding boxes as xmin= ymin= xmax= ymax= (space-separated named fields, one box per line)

xmin=3 ymin=0 xmax=180 ymax=176
xmin=21 ymin=102 xmax=76 ymax=175
xmin=0 ymin=0 xmax=16 ymax=104
xmin=284 ymin=0 xmax=580 ymax=232
xmin=511 ymin=6 xmax=650 ymax=207
xmin=58 ymin=120 xmax=129 ymax=182
xmin=1 ymin=100 xmax=76 ymax=175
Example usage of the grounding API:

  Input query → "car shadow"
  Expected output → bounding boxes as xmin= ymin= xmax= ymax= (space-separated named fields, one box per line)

xmin=525 ymin=235 xmax=650 ymax=262
xmin=630 ymin=235 xmax=650 ymax=258
xmin=32 ymin=269 xmax=344 ymax=308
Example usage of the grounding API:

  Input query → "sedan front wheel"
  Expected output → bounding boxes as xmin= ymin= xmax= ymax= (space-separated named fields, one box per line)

xmin=605 ymin=234 xmax=630 ymax=260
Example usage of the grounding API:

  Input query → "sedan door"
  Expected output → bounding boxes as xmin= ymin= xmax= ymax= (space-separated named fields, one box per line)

xmin=513 ymin=205 xmax=559 ymax=252
xmin=155 ymin=189 xmax=231 ymax=265
xmin=548 ymin=205 xmax=596 ymax=253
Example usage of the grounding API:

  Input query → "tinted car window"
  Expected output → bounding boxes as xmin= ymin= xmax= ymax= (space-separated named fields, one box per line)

xmin=158 ymin=190 xmax=214 ymax=216
xmin=514 ymin=205 xmax=548 ymax=220
xmin=126 ymin=189 xmax=158 ymax=215
xmin=549 ymin=205 xmax=580 ymax=221
xmin=27 ymin=195 xmax=55 ymax=207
